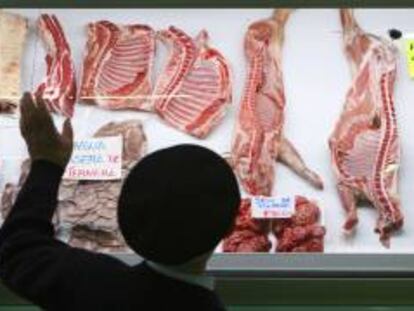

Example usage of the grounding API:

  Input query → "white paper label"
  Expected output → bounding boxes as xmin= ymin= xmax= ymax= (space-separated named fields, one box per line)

xmin=63 ymin=136 xmax=123 ymax=180
xmin=251 ymin=195 xmax=295 ymax=219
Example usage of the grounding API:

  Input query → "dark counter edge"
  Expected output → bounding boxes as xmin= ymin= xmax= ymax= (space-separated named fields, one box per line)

xmin=3 ymin=0 xmax=414 ymax=8
xmin=3 ymin=253 xmax=414 ymax=306
xmin=115 ymin=253 xmax=414 ymax=278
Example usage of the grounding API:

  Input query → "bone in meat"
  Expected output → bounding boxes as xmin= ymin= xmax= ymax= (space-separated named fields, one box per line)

xmin=152 ymin=27 xmax=232 ymax=138
xmin=35 ymin=14 xmax=77 ymax=117
xmin=329 ymin=9 xmax=402 ymax=247
xmin=229 ymin=9 xmax=323 ymax=196
xmin=224 ymin=10 xmax=323 ymax=253
xmin=80 ymin=21 xmax=155 ymax=111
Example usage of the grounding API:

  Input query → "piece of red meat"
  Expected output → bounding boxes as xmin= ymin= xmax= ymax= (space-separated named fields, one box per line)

xmin=153 ymin=27 xmax=232 ymax=138
xmin=35 ymin=14 xmax=76 ymax=117
xmin=273 ymin=196 xmax=326 ymax=253
xmin=222 ymin=199 xmax=271 ymax=253
xmin=222 ymin=230 xmax=271 ymax=253
xmin=80 ymin=21 xmax=155 ymax=111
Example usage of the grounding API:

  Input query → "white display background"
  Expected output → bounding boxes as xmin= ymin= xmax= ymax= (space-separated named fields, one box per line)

xmin=1 ymin=8 xmax=414 ymax=253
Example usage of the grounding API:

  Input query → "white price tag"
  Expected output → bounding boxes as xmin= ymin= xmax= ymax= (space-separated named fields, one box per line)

xmin=63 ymin=136 xmax=123 ymax=180
xmin=251 ymin=195 xmax=295 ymax=219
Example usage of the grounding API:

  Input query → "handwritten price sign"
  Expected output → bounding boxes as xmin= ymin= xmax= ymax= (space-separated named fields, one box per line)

xmin=251 ymin=196 xmax=295 ymax=219
xmin=63 ymin=136 xmax=123 ymax=180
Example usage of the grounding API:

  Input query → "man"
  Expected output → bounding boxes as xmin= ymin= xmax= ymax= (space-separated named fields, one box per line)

xmin=0 ymin=93 xmax=241 ymax=310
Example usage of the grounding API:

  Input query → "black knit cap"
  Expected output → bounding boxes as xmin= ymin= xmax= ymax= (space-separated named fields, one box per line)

xmin=118 ymin=144 xmax=241 ymax=265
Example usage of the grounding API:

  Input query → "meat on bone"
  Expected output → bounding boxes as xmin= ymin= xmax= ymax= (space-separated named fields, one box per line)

xmin=228 ymin=9 xmax=323 ymax=196
xmin=80 ymin=21 xmax=155 ymax=111
xmin=329 ymin=9 xmax=402 ymax=247
xmin=152 ymin=27 xmax=232 ymax=138
xmin=224 ymin=10 xmax=323 ymax=253
xmin=35 ymin=14 xmax=77 ymax=117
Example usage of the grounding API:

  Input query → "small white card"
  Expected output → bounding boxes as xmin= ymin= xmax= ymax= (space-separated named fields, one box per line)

xmin=63 ymin=136 xmax=123 ymax=180
xmin=251 ymin=195 xmax=295 ymax=219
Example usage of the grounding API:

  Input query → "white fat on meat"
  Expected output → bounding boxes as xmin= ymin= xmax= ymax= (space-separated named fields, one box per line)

xmin=329 ymin=9 xmax=402 ymax=247
xmin=80 ymin=21 xmax=155 ymax=111
xmin=35 ymin=14 xmax=77 ymax=117
xmin=152 ymin=27 xmax=232 ymax=138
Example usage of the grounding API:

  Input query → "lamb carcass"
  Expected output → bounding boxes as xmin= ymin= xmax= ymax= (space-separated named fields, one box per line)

xmin=80 ymin=21 xmax=155 ymax=111
xmin=329 ymin=9 xmax=402 ymax=246
xmin=229 ymin=9 xmax=323 ymax=196
xmin=152 ymin=27 xmax=231 ymax=138
xmin=35 ymin=14 xmax=77 ymax=117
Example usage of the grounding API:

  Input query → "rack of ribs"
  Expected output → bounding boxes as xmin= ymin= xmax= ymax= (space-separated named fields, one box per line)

xmin=152 ymin=27 xmax=232 ymax=138
xmin=79 ymin=21 xmax=155 ymax=111
xmin=329 ymin=9 xmax=402 ymax=247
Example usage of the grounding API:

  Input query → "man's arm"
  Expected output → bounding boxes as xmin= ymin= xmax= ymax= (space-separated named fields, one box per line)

xmin=0 ymin=160 xmax=77 ymax=308
xmin=0 ymin=94 xmax=129 ymax=310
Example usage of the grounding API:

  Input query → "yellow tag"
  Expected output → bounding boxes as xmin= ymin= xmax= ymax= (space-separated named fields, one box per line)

xmin=405 ymin=39 xmax=414 ymax=78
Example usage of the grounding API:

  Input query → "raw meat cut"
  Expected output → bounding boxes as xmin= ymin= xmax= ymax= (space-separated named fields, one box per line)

xmin=0 ymin=11 xmax=27 ymax=113
xmin=273 ymin=196 xmax=325 ymax=252
xmin=35 ymin=14 xmax=76 ymax=117
xmin=1 ymin=120 xmax=147 ymax=253
xmin=223 ymin=196 xmax=325 ymax=253
xmin=59 ymin=120 xmax=147 ymax=252
xmin=80 ymin=21 xmax=155 ymax=111
xmin=329 ymin=9 xmax=402 ymax=246
xmin=222 ymin=199 xmax=271 ymax=252
xmin=152 ymin=27 xmax=231 ymax=138
xmin=229 ymin=9 xmax=323 ymax=196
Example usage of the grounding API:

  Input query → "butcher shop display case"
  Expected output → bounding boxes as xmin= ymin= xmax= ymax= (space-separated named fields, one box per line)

xmin=2 ymin=8 xmax=414 ymax=305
